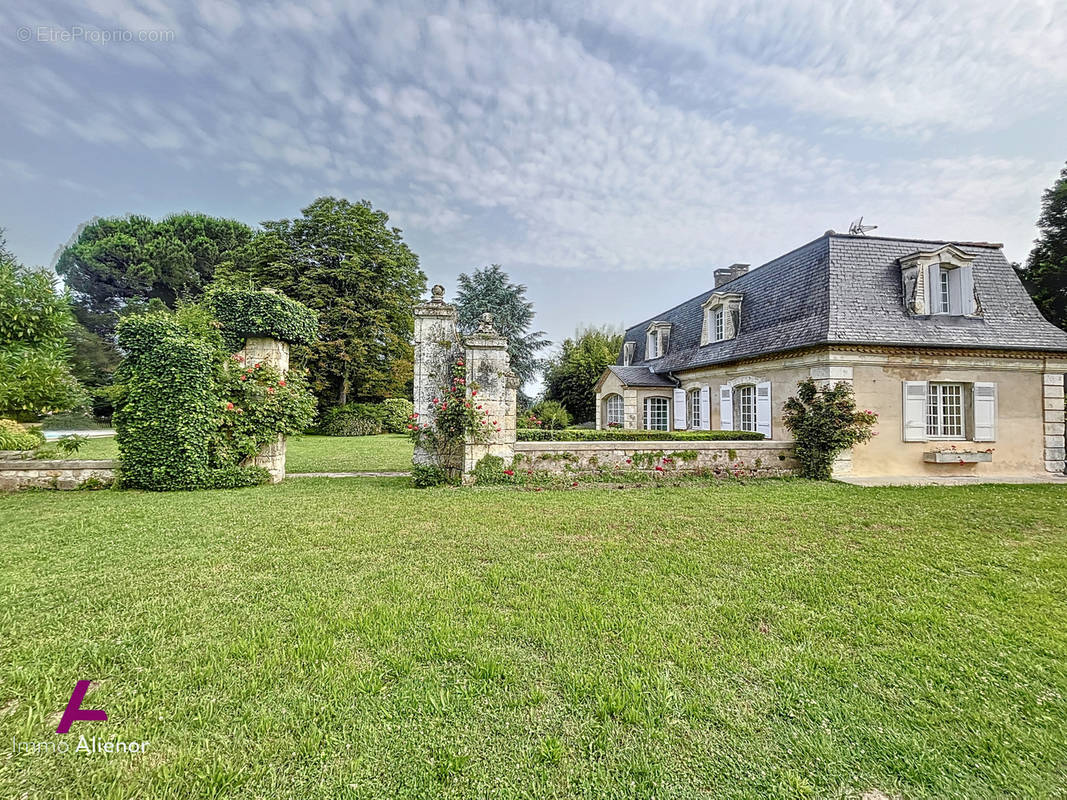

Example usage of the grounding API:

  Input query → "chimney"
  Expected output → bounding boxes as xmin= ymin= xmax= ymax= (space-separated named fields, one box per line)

xmin=714 ymin=263 xmax=749 ymax=288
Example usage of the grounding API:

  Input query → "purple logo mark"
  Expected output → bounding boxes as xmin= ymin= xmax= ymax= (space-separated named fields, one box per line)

xmin=56 ymin=681 xmax=107 ymax=734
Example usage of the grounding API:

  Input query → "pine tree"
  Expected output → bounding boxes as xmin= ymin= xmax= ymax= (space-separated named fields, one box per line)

xmin=1021 ymin=163 xmax=1067 ymax=330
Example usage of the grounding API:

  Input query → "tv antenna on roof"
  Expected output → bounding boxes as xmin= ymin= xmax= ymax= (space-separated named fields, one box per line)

xmin=848 ymin=216 xmax=877 ymax=236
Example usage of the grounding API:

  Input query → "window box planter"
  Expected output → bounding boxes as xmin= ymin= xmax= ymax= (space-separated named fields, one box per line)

xmin=923 ymin=450 xmax=992 ymax=464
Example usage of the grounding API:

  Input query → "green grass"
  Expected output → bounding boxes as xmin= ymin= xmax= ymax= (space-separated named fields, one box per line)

xmin=1 ymin=474 xmax=1066 ymax=798
xmin=38 ymin=434 xmax=412 ymax=474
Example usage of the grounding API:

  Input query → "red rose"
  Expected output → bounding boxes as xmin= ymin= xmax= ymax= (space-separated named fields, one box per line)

xmin=240 ymin=375 xmax=247 ymax=381
xmin=226 ymin=402 xmax=234 ymax=410
xmin=471 ymin=390 xmax=477 ymax=396
xmin=267 ymin=387 xmax=275 ymax=394
xmin=655 ymin=466 xmax=664 ymax=472
xmin=278 ymin=380 xmax=286 ymax=387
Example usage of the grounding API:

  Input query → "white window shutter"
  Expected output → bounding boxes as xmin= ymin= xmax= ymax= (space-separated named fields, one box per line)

xmin=902 ymin=381 xmax=927 ymax=441
xmin=959 ymin=264 xmax=976 ymax=315
xmin=927 ymin=263 xmax=941 ymax=313
xmin=948 ymin=269 xmax=963 ymax=316
xmin=755 ymin=381 xmax=772 ymax=438
xmin=972 ymin=382 xmax=996 ymax=441
xmin=673 ymin=388 xmax=687 ymax=430
xmin=719 ymin=385 xmax=733 ymax=430
xmin=699 ymin=386 xmax=711 ymax=431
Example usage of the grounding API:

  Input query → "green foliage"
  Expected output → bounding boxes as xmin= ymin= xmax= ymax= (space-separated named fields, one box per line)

xmin=205 ymin=286 xmax=319 ymax=351
xmin=411 ymin=463 xmax=448 ymax=488
xmin=543 ymin=326 xmax=624 ymax=422
xmin=530 ymin=400 xmax=571 ymax=430
xmin=0 ymin=418 xmax=46 ymax=451
xmin=55 ymin=213 xmax=254 ymax=338
xmin=782 ymin=378 xmax=878 ymax=480
xmin=381 ymin=398 xmax=415 ymax=434
xmin=113 ymin=315 xmax=216 ymax=490
xmin=317 ymin=404 xmax=385 ymax=436
xmin=0 ymin=234 xmax=88 ymax=418
xmin=201 ymin=464 xmax=272 ymax=489
xmin=1020 ymin=163 xmax=1067 ymax=330
xmin=517 ymin=428 xmax=765 ymax=442
xmin=227 ymin=197 xmax=426 ymax=407
xmin=454 ymin=265 xmax=549 ymax=395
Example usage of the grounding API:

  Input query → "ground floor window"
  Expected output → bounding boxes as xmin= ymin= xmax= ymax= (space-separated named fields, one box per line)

xmin=604 ymin=393 xmax=624 ymax=427
xmin=688 ymin=389 xmax=701 ymax=429
xmin=927 ymin=383 xmax=964 ymax=438
xmin=736 ymin=385 xmax=756 ymax=432
xmin=644 ymin=396 xmax=669 ymax=431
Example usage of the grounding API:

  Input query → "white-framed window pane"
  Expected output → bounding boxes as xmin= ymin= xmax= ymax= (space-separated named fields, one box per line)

xmin=605 ymin=394 xmax=624 ymax=426
xmin=737 ymin=385 xmax=756 ymax=432
xmin=939 ymin=270 xmax=951 ymax=313
xmin=688 ymin=390 xmax=701 ymax=429
xmin=714 ymin=308 xmax=724 ymax=341
xmin=645 ymin=397 xmax=669 ymax=431
xmin=926 ymin=383 xmax=964 ymax=438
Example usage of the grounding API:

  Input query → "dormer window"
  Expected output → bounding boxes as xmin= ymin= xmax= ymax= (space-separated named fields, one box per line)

xmin=622 ymin=341 xmax=635 ymax=366
xmin=900 ymin=245 xmax=982 ymax=317
xmin=645 ymin=321 xmax=671 ymax=359
xmin=701 ymin=292 xmax=743 ymax=345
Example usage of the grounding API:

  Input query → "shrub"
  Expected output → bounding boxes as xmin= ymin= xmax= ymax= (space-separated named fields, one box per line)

xmin=381 ymin=398 xmax=415 ymax=433
xmin=205 ymin=286 xmax=318 ymax=352
xmin=782 ymin=378 xmax=877 ymax=480
xmin=472 ymin=454 xmax=514 ymax=485
xmin=411 ymin=464 xmax=449 ymax=488
xmin=0 ymin=418 xmax=46 ymax=451
xmin=317 ymin=403 xmax=386 ymax=436
xmin=516 ymin=429 xmax=764 ymax=442
xmin=531 ymin=400 xmax=571 ymax=430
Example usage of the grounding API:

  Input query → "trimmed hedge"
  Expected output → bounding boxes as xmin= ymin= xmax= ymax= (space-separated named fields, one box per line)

xmin=315 ymin=398 xmax=414 ymax=436
xmin=205 ymin=287 xmax=318 ymax=351
xmin=516 ymin=429 xmax=766 ymax=442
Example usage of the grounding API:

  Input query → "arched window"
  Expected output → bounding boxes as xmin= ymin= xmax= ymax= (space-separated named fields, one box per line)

xmin=687 ymin=388 xmax=701 ymax=430
xmin=604 ymin=394 xmax=624 ymax=427
xmin=644 ymin=396 xmax=669 ymax=431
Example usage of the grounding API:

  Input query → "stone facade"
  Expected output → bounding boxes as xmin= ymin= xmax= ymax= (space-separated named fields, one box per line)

xmin=412 ymin=286 xmax=518 ymax=482
xmin=514 ymin=440 xmax=796 ymax=477
xmin=236 ymin=336 xmax=291 ymax=483
xmin=1044 ymin=372 xmax=1066 ymax=473
xmin=0 ymin=458 xmax=115 ymax=490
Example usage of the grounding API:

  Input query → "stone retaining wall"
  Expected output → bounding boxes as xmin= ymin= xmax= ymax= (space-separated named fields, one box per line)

xmin=0 ymin=458 xmax=116 ymax=490
xmin=513 ymin=440 xmax=796 ymax=477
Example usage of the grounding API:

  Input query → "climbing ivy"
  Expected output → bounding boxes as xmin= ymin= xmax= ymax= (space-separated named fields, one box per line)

xmin=205 ymin=286 xmax=318 ymax=352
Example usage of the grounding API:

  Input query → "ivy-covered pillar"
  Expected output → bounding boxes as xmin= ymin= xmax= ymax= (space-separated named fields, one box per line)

xmin=413 ymin=285 xmax=462 ymax=475
xmin=462 ymin=313 xmax=518 ymax=481
xmin=235 ymin=337 xmax=291 ymax=483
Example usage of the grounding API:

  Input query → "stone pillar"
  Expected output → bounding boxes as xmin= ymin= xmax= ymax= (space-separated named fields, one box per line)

xmin=810 ymin=365 xmax=855 ymax=477
xmin=462 ymin=313 xmax=518 ymax=481
xmin=237 ymin=336 xmax=291 ymax=483
xmin=412 ymin=285 xmax=462 ymax=474
xmin=1043 ymin=373 xmax=1065 ymax=474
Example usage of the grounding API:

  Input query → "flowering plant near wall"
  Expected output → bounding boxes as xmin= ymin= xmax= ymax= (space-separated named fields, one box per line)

xmin=782 ymin=378 xmax=878 ymax=480
xmin=210 ymin=356 xmax=317 ymax=468
xmin=408 ymin=356 xmax=498 ymax=481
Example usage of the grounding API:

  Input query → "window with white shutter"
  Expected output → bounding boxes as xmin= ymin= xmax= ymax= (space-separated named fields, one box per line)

xmin=719 ymin=385 xmax=733 ymax=430
xmin=698 ymin=387 xmax=711 ymax=431
xmin=902 ymin=381 xmax=928 ymax=441
xmin=755 ymin=381 xmax=772 ymax=437
xmin=972 ymin=382 xmax=997 ymax=441
xmin=673 ymin=388 xmax=687 ymax=430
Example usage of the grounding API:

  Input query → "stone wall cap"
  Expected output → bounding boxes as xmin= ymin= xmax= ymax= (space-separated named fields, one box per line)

xmin=0 ymin=459 xmax=117 ymax=469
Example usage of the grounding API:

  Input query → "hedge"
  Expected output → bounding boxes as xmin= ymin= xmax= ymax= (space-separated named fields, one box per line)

xmin=315 ymin=398 xmax=414 ymax=436
xmin=205 ymin=287 xmax=318 ymax=351
xmin=516 ymin=429 xmax=766 ymax=442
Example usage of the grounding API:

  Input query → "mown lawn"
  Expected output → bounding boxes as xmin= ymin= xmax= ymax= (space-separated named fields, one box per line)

xmin=43 ymin=434 xmax=413 ymax=474
xmin=1 ymin=472 xmax=1066 ymax=798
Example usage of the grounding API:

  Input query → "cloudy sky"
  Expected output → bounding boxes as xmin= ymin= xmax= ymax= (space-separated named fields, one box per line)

xmin=1 ymin=0 xmax=1064 ymax=360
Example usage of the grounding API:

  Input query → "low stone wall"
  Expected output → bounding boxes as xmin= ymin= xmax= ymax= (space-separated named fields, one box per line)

xmin=513 ymin=440 xmax=796 ymax=477
xmin=0 ymin=458 xmax=116 ymax=490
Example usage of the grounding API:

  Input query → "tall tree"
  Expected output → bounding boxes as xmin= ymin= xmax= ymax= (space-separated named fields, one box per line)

xmin=0 ymin=230 xmax=87 ymax=418
xmin=454 ymin=265 xmax=549 ymax=395
xmin=237 ymin=197 xmax=426 ymax=407
xmin=1021 ymin=163 xmax=1067 ymax=330
xmin=543 ymin=326 xmax=623 ymax=422
xmin=55 ymin=213 xmax=254 ymax=338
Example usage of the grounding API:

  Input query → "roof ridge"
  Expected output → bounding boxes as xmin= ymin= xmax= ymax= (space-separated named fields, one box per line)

xmin=829 ymin=232 xmax=1003 ymax=249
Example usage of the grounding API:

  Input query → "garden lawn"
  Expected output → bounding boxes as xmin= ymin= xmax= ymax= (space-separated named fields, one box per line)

xmin=1 ymin=476 xmax=1066 ymax=798
xmin=39 ymin=434 xmax=413 ymax=474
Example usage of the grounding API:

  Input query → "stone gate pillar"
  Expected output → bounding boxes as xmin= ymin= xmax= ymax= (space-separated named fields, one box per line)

xmin=462 ymin=313 xmax=518 ymax=480
xmin=237 ymin=336 xmax=290 ymax=483
xmin=413 ymin=285 xmax=462 ymax=473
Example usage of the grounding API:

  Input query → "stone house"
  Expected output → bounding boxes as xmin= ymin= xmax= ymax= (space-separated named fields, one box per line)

xmin=594 ymin=232 xmax=1067 ymax=478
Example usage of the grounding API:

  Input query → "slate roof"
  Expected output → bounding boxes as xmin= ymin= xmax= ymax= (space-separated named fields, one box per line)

xmin=605 ymin=365 xmax=677 ymax=388
xmin=621 ymin=232 xmax=1067 ymax=374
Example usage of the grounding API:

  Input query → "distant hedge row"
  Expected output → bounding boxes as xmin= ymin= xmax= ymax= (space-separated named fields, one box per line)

xmin=315 ymin=398 xmax=415 ymax=436
xmin=516 ymin=429 xmax=765 ymax=442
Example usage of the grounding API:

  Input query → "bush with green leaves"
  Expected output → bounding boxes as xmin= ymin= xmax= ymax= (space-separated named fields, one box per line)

xmin=411 ymin=463 xmax=449 ymax=488
xmin=782 ymin=378 xmax=878 ymax=480
xmin=0 ymin=418 xmax=46 ymax=451
xmin=530 ymin=400 xmax=571 ymax=430
xmin=316 ymin=403 xmax=387 ymax=436
xmin=517 ymin=428 xmax=765 ymax=442
xmin=205 ymin=286 xmax=318 ymax=352
xmin=381 ymin=398 xmax=415 ymax=433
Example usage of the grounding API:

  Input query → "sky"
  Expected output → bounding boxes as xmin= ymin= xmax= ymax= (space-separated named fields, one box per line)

xmin=1 ymin=0 xmax=1065 ymax=373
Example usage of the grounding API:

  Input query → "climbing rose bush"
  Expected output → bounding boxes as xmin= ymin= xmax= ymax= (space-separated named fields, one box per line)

xmin=782 ymin=378 xmax=877 ymax=480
